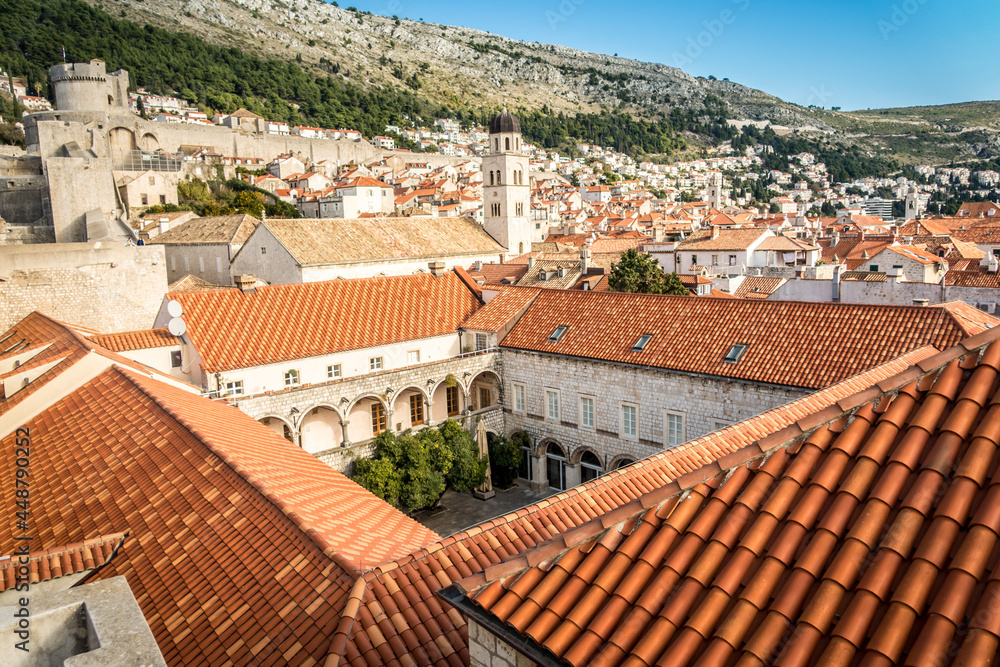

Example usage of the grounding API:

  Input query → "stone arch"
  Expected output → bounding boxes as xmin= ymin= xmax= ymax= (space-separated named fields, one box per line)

xmin=138 ymin=132 xmax=160 ymax=152
xmin=429 ymin=377 xmax=466 ymax=423
xmin=391 ymin=385 xmax=432 ymax=431
xmin=536 ymin=437 xmax=564 ymax=458
xmin=609 ymin=455 xmax=637 ymax=471
xmin=467 ymin=370 xmax=501 ymax=412
xmin=346 ymin=393 xmax=390 ymax=443
xmin=258 ymin=414 xmax=295 ymax=443
xmin=108 ymin=126 xmax=136 ymax=153
xmin=569 ymin=445 xmax=603 ymax=466
xmin=298 ymin=404 xmax=345 ymax=454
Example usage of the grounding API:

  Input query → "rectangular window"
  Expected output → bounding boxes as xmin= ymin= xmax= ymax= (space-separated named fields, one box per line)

xmin=327 ymin=364 xmax=341 ymax=379
xmin=724 ymin=344 xmax=749 ymax=364
xmin=409 ymin=394 xmax=425 ymax=426
xmin=548 ymin=326 xmax=569 ymax=343
xmin=371 ymin=402 xmax=387 ymax=434
xmin=691 ymin=254 xmax=697 ymax=267
xmin=711 ymin=254 xmax=719 ymax=266
xmin=479 ymin=387 xmax=491 ymax=410
xmin=283 ymin=369 xmax=299 ymax=387
xmin=216 ymin=257 xmax=223 ymax=273
xmin=632 ymin=334 xmax=652 ymax=352
xmin=261 ymin=246 xmax=267 ymax=255
xmin=547 ymin=390 xmax=560 ymax=421
xmin=666 ymin=412 xmax=685 ymax=448
xmin=369 ymin=356 xmax=383 ymax=371
xmin=475 ymin=333 xmax=488 ymax=351
xmin=869 ymin=265 xmax=878 ymax=272
xmin=447 ymin=385 xmax=460 ymax=416
xmin=170 ymin=350 xmax=182 ymax=368
xmin=198 ymin=257 xmax=205 ymax=272
xmin=580 ymin=397 xmax=595 ymax=429
xmin=159 ymin=194 xmax=167 ymax=205
xmin=407 ymin=350 xmax=420 ymax=365
xmin=513 ymin=384 xmax=525 ymax=413
xmin=140 ymin=194 xmax=148 ymax=206
xmin=622 ymin=404 xmax=637 ymax=438
xmin=224 ymin=380 xmax=244 ymax=397
xmin=149 ymin=176 xmax=156 ymax=186
xmin=729 ymin=255 xmax=737 ymax=266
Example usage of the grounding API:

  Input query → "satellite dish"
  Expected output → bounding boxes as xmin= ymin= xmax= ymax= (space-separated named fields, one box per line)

xmin=167 ymin=318 xmax=186 ymax=337
xmin=167 ymin=300 xmax=184 ymax=318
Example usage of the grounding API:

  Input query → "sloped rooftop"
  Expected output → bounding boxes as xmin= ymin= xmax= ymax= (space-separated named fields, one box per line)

xmin=444 ymin=330 xmax=1000 ymax=666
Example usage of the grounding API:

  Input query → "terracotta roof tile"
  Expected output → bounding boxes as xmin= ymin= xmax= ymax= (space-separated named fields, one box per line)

xmin=321 ymin=346 xmax=939 ymax=666
xmin=499 ymin=289 xmax=994 ymax=389
xmin=170 ymin=272 xmax=481 ymax=372
xmin=732 ymin=276 xmax=786 ymax=300
xmin=149 ymin=214 xmax=260 ymax=245
xmin=0 ymin=533 xmax=127 ymax=592
xmin=445 ymin=331 xmax=1000 ymax=666
xmin=89 ymin=328 xmax=179 ymax=352
xmin=254 ymin=217 xmax=504 ymax=266
xmin=462 ymin=288 xmax=541 ymax=332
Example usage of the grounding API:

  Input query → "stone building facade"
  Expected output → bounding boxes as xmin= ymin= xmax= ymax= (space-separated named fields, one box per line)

xmin=468 ymin=620 xmax=535 ymax=667
xmin=501 ymin=349 xmax=806 ymax=492
xmin=233 ymin=351 xmax=504 ymax=474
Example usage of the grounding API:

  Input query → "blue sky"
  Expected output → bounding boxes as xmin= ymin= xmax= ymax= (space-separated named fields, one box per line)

xmin=342 ymin=0 xmax=998 ymax=110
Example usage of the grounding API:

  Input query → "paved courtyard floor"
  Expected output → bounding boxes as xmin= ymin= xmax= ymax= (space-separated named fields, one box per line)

xmin=414 ymin=480 xmax=557 ymax=538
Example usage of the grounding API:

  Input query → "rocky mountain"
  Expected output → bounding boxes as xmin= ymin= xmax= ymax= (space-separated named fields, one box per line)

xmin=81 ymin=0 xmax=998 ymax=165
xmin=90 ymin=0 xmax=822 ymax=128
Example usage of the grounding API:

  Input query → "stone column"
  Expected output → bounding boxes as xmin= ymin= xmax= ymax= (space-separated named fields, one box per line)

xmin=530 ymin=454 xmax=548 ymax=493
xmin=424 ymin=399 xmax=435 ymax=427
xmin=340 ymin=419 xmax=351 ymax=448
xmin=564 ymin=463 xmax=582 ymax=490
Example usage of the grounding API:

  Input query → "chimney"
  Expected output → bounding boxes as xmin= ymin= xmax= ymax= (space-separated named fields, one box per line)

xmin=158 ymin=217 xmax=170 ymax=235
xmin=711 ymin=226 xmax=719 ymax=240
xmin=235 ymin=274 xmax=257 ymax=294
xmin=557 ymin=266 xmax=566 ymax=279
xmin=859 ymin=229 xmax=866 ymax=241
xmin=428 ymin=260 xmax=447 ymax=277
xmin=580 ymin=247 xmax=591 ymax=274
xmin=474 ymin=260 xmax=483 ymax=271
xmin=528 ymin=256 xmax=535 ymax=268
xmin=831 ymin=231 xmax=840 ymax=246
xmin=887 ymin=267 xmax=902 ymax=284
xmin=990 ymin=255 xmax=999 ymax=274
xmin=913 ymin=298 xmax=929 ymax=307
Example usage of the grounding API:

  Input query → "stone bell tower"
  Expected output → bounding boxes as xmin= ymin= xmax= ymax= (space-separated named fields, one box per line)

xmin=482 ymin=109 xmax=532 ymax=258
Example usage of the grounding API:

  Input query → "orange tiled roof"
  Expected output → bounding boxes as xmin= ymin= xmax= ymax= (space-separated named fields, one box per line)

xmin=732 ymin=276 xmax=786 ymax=300
xmin=169 ymin=272 xmax=481 ymax=372
xmin=946 ymin=269 xmax=1000 ymax=287
xmin=462 ymin=287 xmax=541 ymax=332
xmin=1 ymin=364 xmax=438 ymax=665
xmin=497 ymin=289 xmax=997 ymax=389
xmin=323 ymin=346 xmax=938 ymax=666
xmin=468 ymin=262 xmax=530 ymax=286
xmin=444 ymin=329 xmax=1000 ymax=667
xmin=89 ymin=328 xmax=179 ymax=352
xmin=1 ymin=533 xmax=127 ymax=592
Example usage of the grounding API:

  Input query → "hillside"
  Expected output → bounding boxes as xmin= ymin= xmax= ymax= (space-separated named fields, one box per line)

xmin=4 ymin=0 xmax=997 ymax=167
xmin=87 ymin=0 xmax=818 ymax=129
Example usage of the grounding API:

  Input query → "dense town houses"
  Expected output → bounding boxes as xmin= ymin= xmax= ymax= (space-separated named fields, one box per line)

xmin=5 ymin=61 xmax=1000 ymax=667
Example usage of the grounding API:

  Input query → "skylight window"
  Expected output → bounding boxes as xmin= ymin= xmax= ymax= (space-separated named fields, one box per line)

xmin=632 ymin=334 xmax=653 ymax=352
xmin=724 ymin=344 xmax=749 ymax=364
xmin=548 ymin=326 xmax=569 ymax=343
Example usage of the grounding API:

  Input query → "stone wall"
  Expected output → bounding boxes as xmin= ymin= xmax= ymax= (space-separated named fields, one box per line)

xmin=0 ymin=175 xmax=48 ymax=227
xmin=468 ymin=620 xmax=535 ymax=667
xmin=0 ymin=242 xmax=168 ymax=333
xmin=770 ymin=276 xmax=1000 ymax=310
xmin=502 ymin=349 xmax=806 ymax=481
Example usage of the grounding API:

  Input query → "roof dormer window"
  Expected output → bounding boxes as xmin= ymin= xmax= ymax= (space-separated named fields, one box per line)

xmin=724 ymin=344 xmax=749 ymax=364
xmin=632 ymin=334 xmax=653 ymax=352
xmin=548 ymin=326 xmax=569 ymax=343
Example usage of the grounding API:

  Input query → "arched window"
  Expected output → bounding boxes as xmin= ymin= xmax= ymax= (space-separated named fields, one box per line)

xmin=505 ymin=137 xmax=511 ymax=151
xmin=489 ymin=171 xmax=494 ymax=186
xmin=519 ymin=242 xmax=524 ymax=254
xmin=496 ymin=171 xmax=501 ymax=186
xmin=494 ymin=138 xmax=499 ymax=151
xmin=516 ymin=138 xmax=520 ymax=151
xmin=614 ymin=458 xmax=636 ymax=470
xmin=581 ymin=451 xmax=602 ymax=483
xmin=546 ymin=442 xmax=566 ymax=491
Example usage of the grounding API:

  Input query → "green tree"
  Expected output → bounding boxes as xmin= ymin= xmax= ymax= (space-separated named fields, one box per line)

xmin=440 ymin=420 xmax=488 ymax=493
xmin=820 ymin=201 xmax=838 ymax=217
xmin=609 ymin=249 xmax=688 ymax=295
xmin=233 ymin=190 xmax=265 ymax=217
xmin=488 ymin=434 xmax=522 ymax=490
xmin=769 ymin=203 xmax=782 ymax=214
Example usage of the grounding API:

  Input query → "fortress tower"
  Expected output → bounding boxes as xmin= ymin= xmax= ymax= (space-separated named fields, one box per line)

xmin=49 ymin=59 xmax=129 ymax=112
xmin=482 ymin=110 xmax=532 ymax=258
